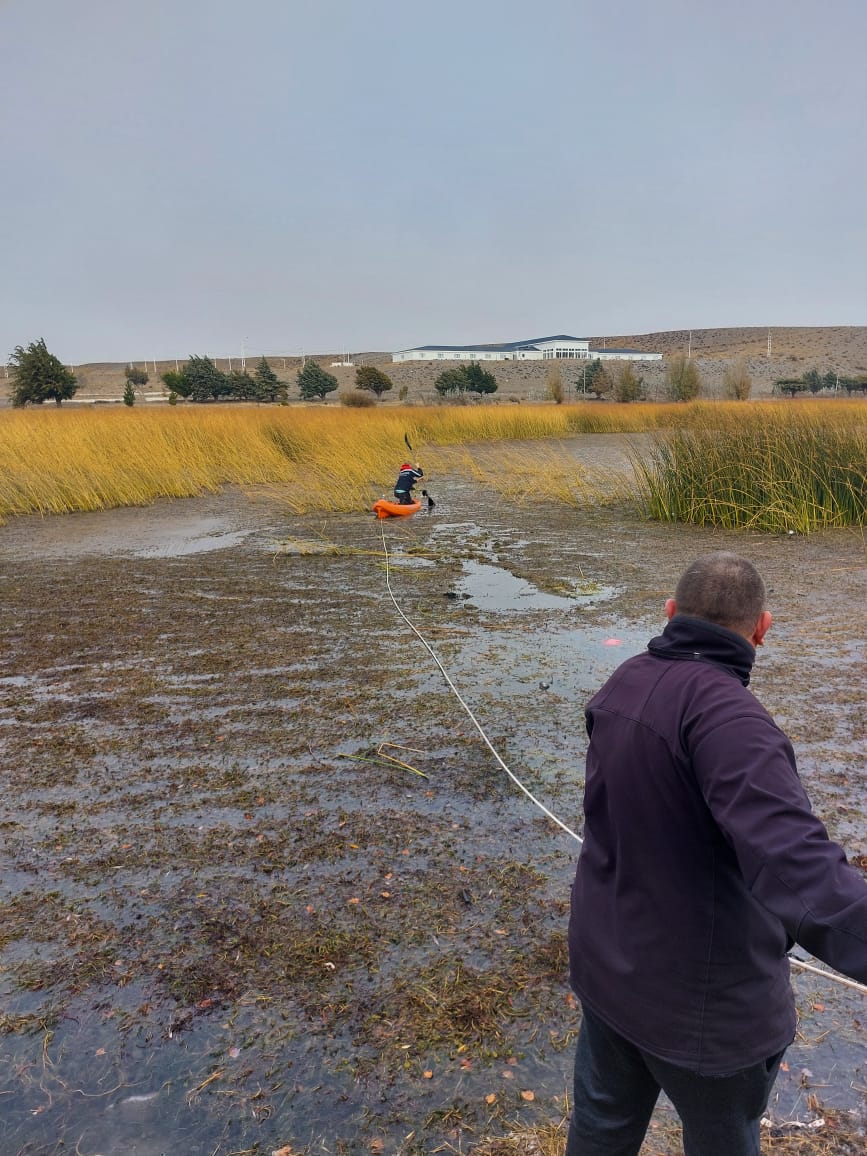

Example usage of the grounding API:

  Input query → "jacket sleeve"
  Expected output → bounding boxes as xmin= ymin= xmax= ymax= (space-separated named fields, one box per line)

xmin=692 ymin=710 xmax=867 ymax=983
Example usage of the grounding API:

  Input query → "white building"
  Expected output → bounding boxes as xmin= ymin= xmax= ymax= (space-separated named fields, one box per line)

xmin=392 ymin=334 xmax=662 ymax=363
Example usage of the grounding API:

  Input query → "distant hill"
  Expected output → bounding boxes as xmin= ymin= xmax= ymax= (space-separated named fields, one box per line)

xmin=586 ymin=325 xmax=867 ymax=363
xmin=3 ymin=328 xmax=865 ymax=404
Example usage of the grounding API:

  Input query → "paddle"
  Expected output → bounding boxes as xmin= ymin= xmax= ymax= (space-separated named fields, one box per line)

xmin=405 ymin=433 xmax=435 ymax=509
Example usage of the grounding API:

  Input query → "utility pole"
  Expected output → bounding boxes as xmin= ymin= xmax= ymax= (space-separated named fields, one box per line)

xmin=767 ymin=330 xmax=772 ymax=358
xmin=688 ymin=331 xmax=692 ymax=359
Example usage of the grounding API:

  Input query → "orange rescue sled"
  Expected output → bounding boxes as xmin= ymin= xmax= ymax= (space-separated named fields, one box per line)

xmin=372 ymin=498 xmax=422 ymax=519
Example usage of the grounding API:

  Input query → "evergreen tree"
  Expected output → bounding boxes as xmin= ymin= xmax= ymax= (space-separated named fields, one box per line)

xmin=297 ymin=359 xmax=338 ymax=400
xmin=228 ymin=370 xmax=256 ymax=401
xmin=463 ymin=362 xmax=497 ymax=395
xmin=773 ymin=378 xmax=808 ymax=397
xmin=122 ymin=378 xmax=136 ymax=406
xmin=434 ymin=367 xmax=467 ymax=396
xmin=183 ymin=355 xmax=229 ymax=402
xmin=355 ymin=365 xmax=393 ymax=398
xmin=254 ymin=357 xmax=286 ymax=403
xmin=434 ymin=363 xmax=497 ymax=396
xmin=161 ymin=369 xmax=191 ymax=398
xmin=579 ymin=358 xmax=608 ymax=398
xmin=9 ymin=338 xmax=78 ymax=407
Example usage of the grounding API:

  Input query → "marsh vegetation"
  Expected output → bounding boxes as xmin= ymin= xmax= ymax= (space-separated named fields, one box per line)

xmin=0 ymin=410 xmax=864 ymax=1154
xmin=0 ymin=399 xmax=864 ymax=532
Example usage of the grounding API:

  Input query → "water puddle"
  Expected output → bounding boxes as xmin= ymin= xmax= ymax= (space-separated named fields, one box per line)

xmin=131 ymin=522 xmax=254 ymax=557
xmin=0 ymin=507 xmax=258 ymax=559
xmin=455 ymin=559 xmax=619 ymax=612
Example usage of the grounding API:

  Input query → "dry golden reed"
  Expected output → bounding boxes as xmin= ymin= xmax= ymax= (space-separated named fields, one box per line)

xmin=632 ymin=400 xmax=866 ymax=532
xmin=0 ymin=399 xmax=864 ymax=529
xmin=0 ymin=403 xmax=642 ymax=521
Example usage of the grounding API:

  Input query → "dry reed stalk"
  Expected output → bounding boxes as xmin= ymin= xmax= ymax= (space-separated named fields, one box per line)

xmin=1 ymin=399 xmax=864 ymax=522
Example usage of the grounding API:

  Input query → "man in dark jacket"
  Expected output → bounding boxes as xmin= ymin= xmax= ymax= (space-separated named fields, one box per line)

xmin=566 ymin=552 xmax=867 ymax=1156
xmin=394 ymin=461 xmax=424 ymax=504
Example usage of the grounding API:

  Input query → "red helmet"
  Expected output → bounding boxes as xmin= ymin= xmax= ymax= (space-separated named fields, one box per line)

xmin=400 ymin=462 xmax=412 ymax=470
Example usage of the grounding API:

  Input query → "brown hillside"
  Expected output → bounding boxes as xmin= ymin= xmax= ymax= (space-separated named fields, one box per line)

xmin=2 ymin=328 xmax=866 ymax=404
xmin=589 ymin=325 xmax=867 ymax=363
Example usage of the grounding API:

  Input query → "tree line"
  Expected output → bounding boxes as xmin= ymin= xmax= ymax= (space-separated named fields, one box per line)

xmin=1 ymin=341 xmax=716 ymax=408
xmin=5 ymin=339 xmax=401 ymax=407
xmin=773 ymin=368 xmax=867 ymax=397
xmin=10 ymin=338 xmax=865 ymax=410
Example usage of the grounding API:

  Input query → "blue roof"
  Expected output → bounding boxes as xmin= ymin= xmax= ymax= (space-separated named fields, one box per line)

xmin=405 ymin=335 xmax=588 ymax=353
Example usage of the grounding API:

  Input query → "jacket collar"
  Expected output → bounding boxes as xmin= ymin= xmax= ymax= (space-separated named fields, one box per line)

xmin=647 ymin=615 xmax=756 ymax=686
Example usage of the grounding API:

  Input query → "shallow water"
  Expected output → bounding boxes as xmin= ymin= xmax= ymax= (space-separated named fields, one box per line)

xmin=0 ymin=500 xmax=267 ymax=560
xmin=1 ymin=482 xmax=865 ymax=1153
xmin=455 ymin=558 xmax=620 ymax=613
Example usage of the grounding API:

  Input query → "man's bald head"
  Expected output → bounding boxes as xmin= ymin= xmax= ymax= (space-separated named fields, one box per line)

xmin=673 ymin=552 xmax=767 ymax=636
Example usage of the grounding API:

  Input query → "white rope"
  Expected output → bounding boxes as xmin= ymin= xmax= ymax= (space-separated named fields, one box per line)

xmin=376 ymin=519 xmax=867 ymax=999
xmin=378 ymin=518 xmax=583 ymax=844
xmin=788 ymin=956 xmax=867 ymax=995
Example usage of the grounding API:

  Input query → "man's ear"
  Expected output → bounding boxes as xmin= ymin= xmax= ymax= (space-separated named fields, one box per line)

xmin=665 ymin=598 xmax=677 ymax=621
xmin=751 ymin=610 xmax=773 ymax=647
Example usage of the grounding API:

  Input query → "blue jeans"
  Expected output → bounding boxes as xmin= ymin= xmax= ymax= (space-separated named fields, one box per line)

xmin=566 ymin=1006 xmax=785 ymax=1156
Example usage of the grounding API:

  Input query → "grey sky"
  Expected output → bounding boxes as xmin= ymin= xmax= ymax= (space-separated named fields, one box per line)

xmin=2 ymin=0 xmax=865 ymax=363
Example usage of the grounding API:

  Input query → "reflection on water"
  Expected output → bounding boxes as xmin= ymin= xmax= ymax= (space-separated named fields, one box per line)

xmin=456 ymin=559 xmax=619 ymax=612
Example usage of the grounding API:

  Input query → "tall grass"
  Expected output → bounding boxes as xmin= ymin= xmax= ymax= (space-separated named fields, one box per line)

xmin=0 ymin=400 xmax=864 ymax=529
xmin=430 ymin=441 xmax=631 ymax=506
xmin=0 ymin=408 xmax=297 ymax=519
xmin=632 ymin=403 xmax=866 ymax=531
xmin=0 ymin=402 xmax=650 ymax=521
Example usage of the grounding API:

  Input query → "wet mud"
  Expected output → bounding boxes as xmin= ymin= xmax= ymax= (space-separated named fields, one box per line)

xmin=0 ymin=442 xmax=865 ymax=1154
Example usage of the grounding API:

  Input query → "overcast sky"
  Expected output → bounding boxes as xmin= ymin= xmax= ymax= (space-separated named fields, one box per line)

xmin=2 ymin=0 xmax=865 ymax=363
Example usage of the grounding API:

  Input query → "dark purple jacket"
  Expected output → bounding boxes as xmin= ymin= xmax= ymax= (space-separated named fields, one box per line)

xmin=569 ymin=615 xmax=867 ymax=1075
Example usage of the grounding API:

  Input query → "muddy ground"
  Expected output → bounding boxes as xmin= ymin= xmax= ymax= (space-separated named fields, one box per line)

xmin=0 ymin=435 xmax=865 ymax=1155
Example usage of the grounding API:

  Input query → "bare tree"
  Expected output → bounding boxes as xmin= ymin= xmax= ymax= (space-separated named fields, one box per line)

xmin=546 ymin=365 xmax=565 ymax=404
xmin=612 ymin=362 xmax=643 ymax=403
xmin=722 ymin=358 xmax=752 ymax=400
xmin=665 ymin=354 xmax=702 ymax=401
